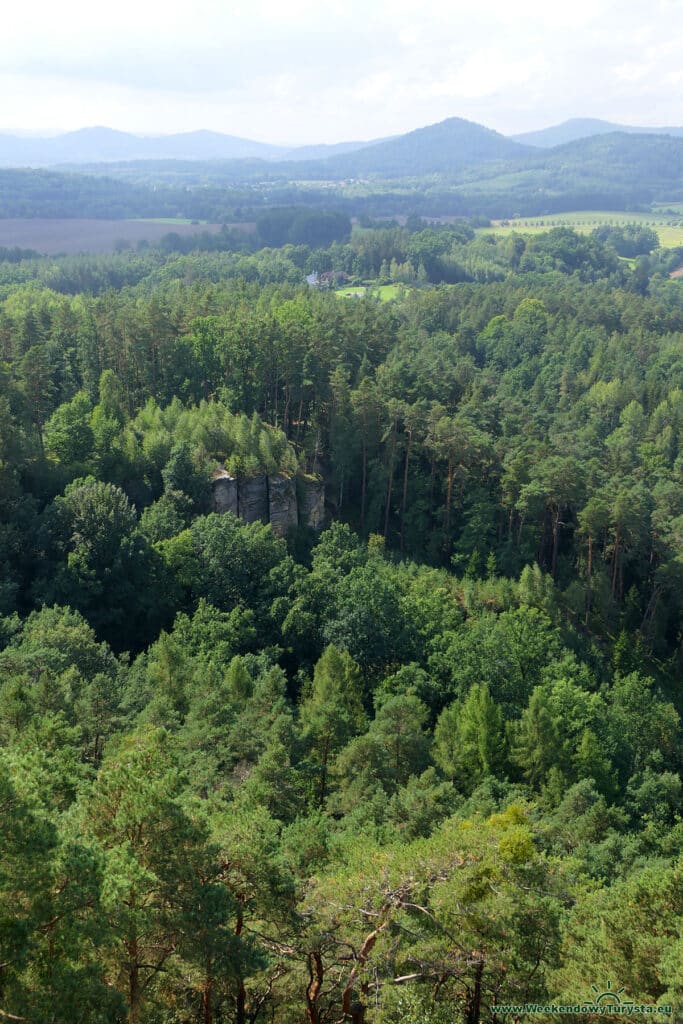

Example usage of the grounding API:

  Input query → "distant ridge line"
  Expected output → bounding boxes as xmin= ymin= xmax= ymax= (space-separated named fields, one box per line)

xmin=512 ymin=117 xmax=683 ymax=148
xmin=1 ymin=116 xmax=681 ymax=168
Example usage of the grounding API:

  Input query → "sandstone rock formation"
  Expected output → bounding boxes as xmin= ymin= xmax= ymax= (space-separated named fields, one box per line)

xmin=211 ymin=470 xmax=238 ymax=515
xmin=298 ymin=475 xmax=325 ymax=531
xmin=238 ymin=474 xmax=269 ymax=523
xmin=211 ymin=469 xmax=325 ymax=532
xmin=268 ymin=474 xmax=298 ymax=536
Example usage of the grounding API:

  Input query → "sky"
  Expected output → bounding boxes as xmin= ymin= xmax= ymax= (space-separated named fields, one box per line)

xmin=1 ymin=0 xmax=681 ymax=143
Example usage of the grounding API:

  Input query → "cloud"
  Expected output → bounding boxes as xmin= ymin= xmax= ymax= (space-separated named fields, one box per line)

xmin=614 ymin=63 xmax=652 ymax=83
xmin=424 ymin=51 xmax=550 ymax=100
xmin=0 ymin=0 xmax=681 ymax=139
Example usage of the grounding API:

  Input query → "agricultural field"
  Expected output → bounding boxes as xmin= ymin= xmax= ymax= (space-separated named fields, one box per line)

xmin=0 ymin=218 xmax=224 ymax=255
xmin=336 ymin=283 xmax=407 ymax=301
xmin=129 ymin=217 xmax=202 ymax=225
xmin=477 ymin=209 xmax=683 ymax=247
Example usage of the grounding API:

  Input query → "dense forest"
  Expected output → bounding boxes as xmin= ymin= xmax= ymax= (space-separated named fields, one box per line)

xmin=1 ymin=220 xmax=682 ymax=1023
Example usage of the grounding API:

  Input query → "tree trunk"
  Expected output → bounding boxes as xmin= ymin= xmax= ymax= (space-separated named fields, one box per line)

xmin=295 ymin=396 xmax=304 ymax=444
xmin=128 ymin=937 xmax=140 ymax=1024
xmin=611 ymin=528 xmax=621 ymax=600
xmin=465 ymin=959 xmax=484 ymax=1024
xmin=360 ymin=441 xmax=367 ymax=533
xmin=236 ymin=982 xmax=246 ymax=1024
xmin=283 ymin=385 xmax=290 ymax=437
xmin=400 ymin=430 xmax=412 ymax=555
xmin=517 ymin=513 xmax=525 ymax=548
xmin=640 ymin=584 xmax=662 ymax=637
xmin=318 ymin=735 xmax=330 ymax=807
xmin=383 ymin=418 xmax=398 ymax=542
xmin=585 ymin=534 xmax=593 ymax=626
xmin=203 ymin=975 xmax=213 ymax=1024
xmin=550 ymin=506 xmax=561 ymax=579
xmin=444 ymin=457 xmax=454 ymax=543
xmin=428 ymin=453 xmax=436 ymax=519
xmin=350 ymin=1001 xmax=366 ymax=1024
xmin=342 ymin=923 xmax=388 ymax=1022
xmin=618 ymin=557 xmax=624 ymax=603
xmin=235 ymin=907 xmax=246 ymax=1024
xmin=305 ymin=952 xmax=324 ymax=1024
xmin=538 ymin=510 xmax=548 ymax=571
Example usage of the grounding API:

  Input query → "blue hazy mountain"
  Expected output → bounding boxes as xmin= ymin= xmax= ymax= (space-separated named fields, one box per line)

xmin=512 ymin=118 xmax=683 ymax=147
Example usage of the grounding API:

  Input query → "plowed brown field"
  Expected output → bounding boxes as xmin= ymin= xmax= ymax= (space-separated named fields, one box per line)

xmin=0 ymin=219 xmax=229 ymax=255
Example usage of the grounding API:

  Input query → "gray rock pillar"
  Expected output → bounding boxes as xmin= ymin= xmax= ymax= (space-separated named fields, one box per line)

xmin=211 ymin=470 xmax=238 ymax=515
xmin=238 ymin=474 xmax=269 ymax=524
xmin=298 ymin=475 xmax=325 ymax=531
xmin=268 ymin=473 xmax=298 ymax=536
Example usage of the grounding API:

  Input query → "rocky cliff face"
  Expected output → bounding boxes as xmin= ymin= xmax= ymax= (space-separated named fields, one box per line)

xmin=238 ymin=474 xmax=269 ymax=523
xmin=268 ymin=474 xmax=298 ymax=536
xmin=211 ymin=470 xmax=238 ymax=515
xmin=298 ymin=475 xmax=325 ymax=531
xmin=211 ymin=471 xmax=325 ymax=532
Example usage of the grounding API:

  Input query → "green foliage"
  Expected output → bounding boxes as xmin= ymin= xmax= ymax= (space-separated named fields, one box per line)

xmin=300 ymin=646 xmax=366 ymax=805
xmin=162 ymin=512 xmax=293 ymax=640
xmin=0 ymin=748 xmax=125 ymax=1022
xmin=138 ymin=488 xmax=193 ymax=542
xmin=429 ymin=606 xmax=564 ymax=715
xmin=1 ymin=222 xmax=683 ymax=1024
xmin=44 ymin=390 xmax=94 ymax=463
xmin=552 ymin=858 xmax=683 ymax=1015
xmin=593 ymin=222 xmax=660 ymax=257
xmin=433 ymin=683 xmax=507 ymax=791
xmin=326 ymin=566 xmax=407 ymax=668
xmin=161 ymin=440 xmax=210 ymax=511
xmin=82 ymin=726 xmax=245 ymax=1021
xmin=38 ymin=478 xmax=175 ymax=649
xmin=257 ymin=207 xmax=351 ymax=248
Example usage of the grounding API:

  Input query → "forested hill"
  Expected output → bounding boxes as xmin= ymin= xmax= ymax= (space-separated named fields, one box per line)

xmin=2 ymin=116 xmax=683 ymax=223
xmin=518 ymin=131 xmax=683 ymax=197
xmin=0 ymin=166 xmax=180 ymax=219
xmin=447 ymin=132 xmax=683 ymax=214
xmin=312 ymin=116 xmax=532 ymax=176
xmin=513 ymin=116 xmax=683 ymax=147
xmin=1 ymin=224 xmax=682 ymax=1023
xmin=2 ymin=135 xmax=680 ymax=225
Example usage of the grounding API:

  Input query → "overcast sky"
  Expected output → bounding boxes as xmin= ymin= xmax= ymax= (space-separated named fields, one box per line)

xmin=2 ymin=0 xmax=681 ymax=142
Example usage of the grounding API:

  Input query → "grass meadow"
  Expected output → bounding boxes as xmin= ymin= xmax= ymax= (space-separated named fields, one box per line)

xmin=476 ymin=210 xmax=683 ymax=248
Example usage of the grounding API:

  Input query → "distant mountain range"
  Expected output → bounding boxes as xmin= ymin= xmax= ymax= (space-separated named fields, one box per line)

xmin=1 ymin=117 xmax=682 ymax=169
xmin=2 ymin=116 xmax=683 ymax=223
xmin=512 ymin=118 xmax=683 ymax=148
xmin=0 ymin=127 xmax=390 ymax=167
xmin=46 ymin=118 xmax=538 ymax=186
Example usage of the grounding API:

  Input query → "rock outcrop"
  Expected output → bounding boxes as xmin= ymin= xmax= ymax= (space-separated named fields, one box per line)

xmin=268 ymin=474 xmax=298 ymax=536
xmin=211 ymin=470 xmax=238 ymax=515
xmin=238 ymin=474 xmax=269 ymax=524
xmin=211 ymin=469 xmax=325 ymax=532
xmin=298 ymin=475 xmax=325 ymax=531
